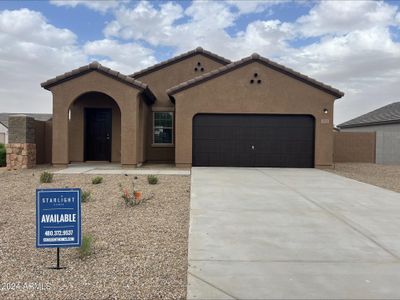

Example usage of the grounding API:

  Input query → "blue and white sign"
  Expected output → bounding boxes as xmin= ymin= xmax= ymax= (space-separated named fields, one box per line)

xmin=36 ymin=188 xmax=81 ymax=248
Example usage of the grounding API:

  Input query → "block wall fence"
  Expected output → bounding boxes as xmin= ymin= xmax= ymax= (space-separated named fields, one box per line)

xmin=6 ymin=115 xmax=52 ymax=170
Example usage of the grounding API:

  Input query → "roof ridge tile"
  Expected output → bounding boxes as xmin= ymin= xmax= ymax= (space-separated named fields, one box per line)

xmin=130 ymin=47 xmax=231 ymax=78
xmin=41 ymin=61 xmax=148 ymax=91
xmin=167 ymin=54 xmax=344 ymax=98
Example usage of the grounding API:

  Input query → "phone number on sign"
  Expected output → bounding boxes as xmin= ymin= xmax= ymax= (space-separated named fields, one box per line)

xmin=44 ymin=230 xmax=73 ymax=237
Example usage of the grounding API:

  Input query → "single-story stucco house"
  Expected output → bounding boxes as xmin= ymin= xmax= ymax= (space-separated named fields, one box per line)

xmin=338 ymin=102 xmax=400 ymax=164
xmin=41 ymin=47 xmax=344 ymax=168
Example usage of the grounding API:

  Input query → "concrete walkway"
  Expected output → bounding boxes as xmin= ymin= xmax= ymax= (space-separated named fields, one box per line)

xmin=54 ymin=163 xmax=190 ymax=175
xmin=188 ymin=167 xmax=400 ymax=299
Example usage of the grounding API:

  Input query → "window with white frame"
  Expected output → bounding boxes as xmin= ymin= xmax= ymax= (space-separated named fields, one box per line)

xmin=153 ymin=112 xmax=173 ymax=144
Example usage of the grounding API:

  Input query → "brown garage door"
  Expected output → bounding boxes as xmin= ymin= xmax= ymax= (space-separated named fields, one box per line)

xmin=193 ymin=114 xmax=315 ymax=167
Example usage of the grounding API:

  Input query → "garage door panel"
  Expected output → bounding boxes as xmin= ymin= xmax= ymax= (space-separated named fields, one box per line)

xmin=193 ymin=114 xmax=315 ymax=168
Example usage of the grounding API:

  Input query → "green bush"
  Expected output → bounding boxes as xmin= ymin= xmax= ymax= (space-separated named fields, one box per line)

xmin=0 ymin=144 xmax=5 ymax=167
xmin=40 ymin=171 xmax=53 ymax=183
xmin=91 ymin=176 xmax=103 ymax=185
xmin=147 ymin=175 xmax=158 ymax=185
xmin=81 ymin=190 xmax=91 ymax=203
xmin=78 ymin=234 xmax=93 ymax=259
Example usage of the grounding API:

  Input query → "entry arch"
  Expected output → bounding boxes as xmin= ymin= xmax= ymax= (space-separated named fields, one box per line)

xmin=68 ymin=91 xmax=122 ymax=163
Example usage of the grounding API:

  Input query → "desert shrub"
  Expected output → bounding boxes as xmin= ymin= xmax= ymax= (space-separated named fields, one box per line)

xmin=91 ymin=176 xmax=103 ymax=185
xmin=147 ymin=175 xmax=158 ymax=185
xmin=78 ymin=234 xmax=93 ymax=259
xmin=0 ymin=144 xmax=5 ymax=167
xmin=40 ymin=171 xmax=53 ymax=183
xmin=119 ymin=181 xmax=153 ymax=207
xmin=81 ymin=190 xmax=91 ymax=203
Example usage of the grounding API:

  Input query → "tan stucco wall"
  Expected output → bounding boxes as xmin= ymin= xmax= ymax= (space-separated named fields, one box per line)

xmin=334 ymin=132 xmax=376 ymax=163
xmin=34 ymin=119 xmax=53 ymax=164
xmin=49 ymin=71 xmax=143 ymax=167
xmin=135 ymin=54 xmax=226 ymax=162
xmin=173 ymin=61 xmax=337 ymax=167
xmin=68 ymin=93 xmax=121 ymax=162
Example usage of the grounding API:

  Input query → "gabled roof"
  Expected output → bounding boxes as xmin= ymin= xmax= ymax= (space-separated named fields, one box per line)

xmin=167 ymin=53 xmax=344 ymax=99
xmin=338 ymin=102 xmax=400 ymax=128
xmin=0 ymin=113 xmax=52 ymax=128
xmin=41 ymin=61 xmax=148 ymax=91
xmin=130 ymin=47 xmax=231 ymax=78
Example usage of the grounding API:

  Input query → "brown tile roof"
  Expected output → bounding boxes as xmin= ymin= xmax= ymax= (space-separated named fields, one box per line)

xmin=41 ymin=61 xmax=148 ymax=91
xmin=167 ymin=53 xmax=344 ymax=98
xmin=130 ymin=47 xmax=231 ymax=78
xmin=338 ymin=102 xmax=400 ymax=128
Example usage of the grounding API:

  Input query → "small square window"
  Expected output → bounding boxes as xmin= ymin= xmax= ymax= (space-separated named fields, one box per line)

xmin=153 ymin=112 xmax=173 ymax=145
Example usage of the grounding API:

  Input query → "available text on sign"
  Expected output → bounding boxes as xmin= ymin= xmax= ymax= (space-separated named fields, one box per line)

xmin=36 ymin=188 xmax=81 ymax=248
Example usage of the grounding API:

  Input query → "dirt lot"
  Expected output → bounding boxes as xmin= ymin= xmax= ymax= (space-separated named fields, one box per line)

xmin=0 ymin=168 xmax=191 ymax=299
xmin=329 ymin=163 xmax=400 ymax=193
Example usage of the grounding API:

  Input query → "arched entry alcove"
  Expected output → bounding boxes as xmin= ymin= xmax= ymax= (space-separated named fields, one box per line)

xmin=68 ymin=91 xmax=122 ymax=163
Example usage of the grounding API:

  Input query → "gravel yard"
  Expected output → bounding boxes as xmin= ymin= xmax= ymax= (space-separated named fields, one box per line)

xmin=0 ymin=168 xmax=190 ymax=299
xmin=329 ymin=163 xmax=400 ymax=193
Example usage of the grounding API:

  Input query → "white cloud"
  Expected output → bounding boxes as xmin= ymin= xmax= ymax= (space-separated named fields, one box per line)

xmin=227 ymin=0 xmax=287 ymax=14
xmin=0 ymin=9 xmax=87 ymax=113
xmin=0 ymin=8 xmax=157 ymax=113
xmin=83 ymin=39 xmax=157 ymax=74
xmin=50 ymin=0 xmax=122 ymax=13
xmin=104 ymin=1 xmax=183 ymax=45
xmin=297 ymin=1 xmax=398 ymax=37
xmin=0 ymin=9 xmax=76 ymax=47
xmin=103 ymin=0 xmax=292 ymax=58
xmin=1 ymin=1 xmax=400 ymax=126
xmin=235 ymin=20 xmax=294 ymax=58
xmin=279 ymin=1 xmax=400 ymax=124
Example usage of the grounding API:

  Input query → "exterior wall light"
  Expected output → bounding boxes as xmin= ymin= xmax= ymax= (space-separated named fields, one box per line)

xmin=323 ymin=108 xmax=328 ymax=114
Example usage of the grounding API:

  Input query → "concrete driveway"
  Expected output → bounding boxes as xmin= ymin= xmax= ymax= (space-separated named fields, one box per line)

xmin=188 ymin=168 xmax=400 ymax=299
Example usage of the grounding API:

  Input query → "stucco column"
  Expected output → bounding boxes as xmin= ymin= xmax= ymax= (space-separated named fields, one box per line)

xmin=120 ymin=98 xmax=139 ymax=167
xmin=52 ymin=98 xmax=69 ymax=167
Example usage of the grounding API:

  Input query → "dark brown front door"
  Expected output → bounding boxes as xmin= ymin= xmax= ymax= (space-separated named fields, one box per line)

xmin=85 ymin=108 xmax=112 ymax=161
xmin=193 ymin=114 xmax=315 ymax=168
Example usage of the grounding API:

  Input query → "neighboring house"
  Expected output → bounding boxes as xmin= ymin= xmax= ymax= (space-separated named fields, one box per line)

xmin=338 ymin=102 xmax=400 ymax=164
xmin=0 ymin=113 xmax=52 ymax=145
xmin=0 ymin=121 xmax=7 ymax=144
xmin=41 ymin=47 xmax=344 ymax=168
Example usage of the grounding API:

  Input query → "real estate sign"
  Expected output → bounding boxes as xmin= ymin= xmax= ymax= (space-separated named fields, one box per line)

xmin=36 ymin=188 xmax=81 ymax=248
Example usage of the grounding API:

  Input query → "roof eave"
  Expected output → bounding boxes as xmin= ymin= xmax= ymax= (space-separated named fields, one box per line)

xmin=0 ymin=121 xmax=8 ymax=129
xmin=41 ymin=62 xmax=148 ymax=92
xmin=167 ymin=54 xmax=344 ymax=99
xmin=130 ymin=47 xmax=231 ymax=78
xmin=338 ymin=119 xmax=400 ymax=129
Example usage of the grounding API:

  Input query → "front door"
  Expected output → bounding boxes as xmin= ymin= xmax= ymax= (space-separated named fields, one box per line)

xmin=85 ymin=108 xmax=112 ymax=161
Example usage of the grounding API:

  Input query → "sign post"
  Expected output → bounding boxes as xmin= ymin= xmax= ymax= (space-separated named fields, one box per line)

xmin=36 ymin=188 xmax=81 ymax=269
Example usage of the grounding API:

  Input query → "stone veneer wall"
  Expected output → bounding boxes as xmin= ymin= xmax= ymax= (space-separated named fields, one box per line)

xmin=6 ymin=115 xmax=36 ymax=170
xmin=6 ymin=143 xmax=36 ymax=169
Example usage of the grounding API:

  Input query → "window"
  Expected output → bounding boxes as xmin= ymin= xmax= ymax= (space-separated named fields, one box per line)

xmin=153 ymin=112 xmax=173 ymax=144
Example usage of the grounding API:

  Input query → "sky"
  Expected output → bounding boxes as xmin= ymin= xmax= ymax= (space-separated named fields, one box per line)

xmin=0 ymin=0 xmax=399 ymax=125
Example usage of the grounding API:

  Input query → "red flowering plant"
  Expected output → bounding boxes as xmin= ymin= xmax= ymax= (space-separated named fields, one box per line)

xmin=119 ymin=181 xmax=142 ymax=207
